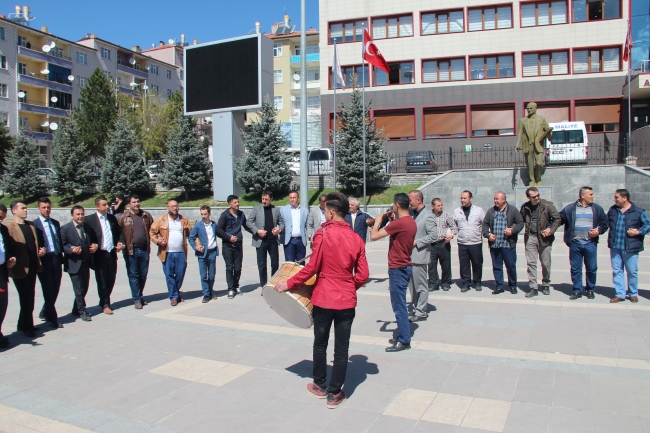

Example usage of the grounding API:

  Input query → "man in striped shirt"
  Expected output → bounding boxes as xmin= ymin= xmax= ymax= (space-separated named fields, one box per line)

xmin=559 ymin=187 xmax=608 ymax=300
xmin=428 ymin=198 xmax=457 ymax=291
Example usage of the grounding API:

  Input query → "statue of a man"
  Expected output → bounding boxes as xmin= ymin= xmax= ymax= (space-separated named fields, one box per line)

xmin=516 ymin=102 xmax=552 ymax=186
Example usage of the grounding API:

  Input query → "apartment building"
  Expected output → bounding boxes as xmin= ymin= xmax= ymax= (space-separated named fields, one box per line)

xmin=319 ymin=0 xmax=645 ymax=153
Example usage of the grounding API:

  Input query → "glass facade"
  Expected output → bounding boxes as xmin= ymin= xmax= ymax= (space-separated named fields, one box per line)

xmin=632 ymin=0 xmax=650 ymax=67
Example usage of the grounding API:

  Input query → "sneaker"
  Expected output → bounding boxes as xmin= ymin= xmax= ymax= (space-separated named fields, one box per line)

xmin=307 ymin=382 xmax=327 ymax=398
xmin=236 ymin=287 xmax=243 ymax=296
xmin=228 ymin=290 xmax=235 ymax=299
xmin=542 ymin=286 xmax=550 ymax=296
xmin=525 ymin=289 xmax=538 ymax=298
xmin=202 ymin=296 xmax=211 ymax=303
xmin=327 ymin=390 xmax=346 ymax=408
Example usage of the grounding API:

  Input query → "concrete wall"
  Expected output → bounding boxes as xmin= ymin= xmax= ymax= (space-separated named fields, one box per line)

xmin=625 ymin=165 xmax=650 ymax=212
xmin=292 ymin=173 xmax=438 ymax=189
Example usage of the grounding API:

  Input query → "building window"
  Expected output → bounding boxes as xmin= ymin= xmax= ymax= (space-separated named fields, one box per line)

xmin=572 ymin=0 xmax=620 ymax=22
xmin=575 ymin=100 xmax=620 ymax=131
xmin=471 ymin=105 xmax=515 ymax=136
xmin=293 ymin=96 xmax=321 ymax=109
xmin=523 ymin=51 xmax=569 ymax=76
xmin=101 ymin=47 xmax=111 ymax=60
xmin=273 ymin=43 xmax=282 ymax=57
xmin=522 ymin=1 xmax=568 ymax=26
xmin=150 ymin=64 xmax=159 ymax=75
xmin=374 ymin=109 xmax=416 ymax=140
xmin=180 ymin=70 xmax=183 ymax=80
xmin=421 ymin=10 xmax=464 ymax=34
xmin=374 ymin=61 xmax=415 ymax=86
xmin=49 ymin=90 xmax=72 ymax=110
xmin=151 ymin=85 xmax=159 ymax=94
xmin=0 ymin=84 xmax=7 ymax=98
xmin=103 ymin=70 xmax=112 ymax=79
xmin=167 ymin=89 xmax=172 ymax=97
xmin=76 ymin=51 xmax=87 ymax=64
xmin=307 ymin=69 xmax=319 ymax=82
xmin=0 ymin=27 xmax=5 ymax=41
xmin=468 ymin=6 xmax=513 ymax=31
xmin=423 ymin=58 xmax=465 ymax=82
xmin=372 ymin=15 xmax=413 ymax=39
xmin=424 ymin=107 xmax=467 ymax=138
xmin=17 ymin=35 xmax=27 ymax=47
xmin=331 ymin=65 xmax=369 ymax=88
xmin=166 ymin=69 xmax=172 ymax=79
xmin=273 ymin=69 xmax=283 ymax=83
xmin=1 ymin=56 xmax=7 ymax=69
xmin=19 ymin=116 xmax=28 ymax=130
xmin=179 ymin=53 xmax=183 ymax=64
xmin=329 ymin=20 xmax=366 ymax=44
xmin=17 ymin=62 xmax=26 ymax=75
xmin=51 ymin=47 xmax=64 ymax=58
xmin=524 ymin=101 xmax=570 ymax=123
xmin=573 ymin=47 xmax=620 ymax=73
xmin=274 ymin=96 xmax=283 ymax=110
xmin=470 ymin=55 xmax=514 ymax=79
xmin=78 ymin=76 xmax=86 ymax=88
xmin=307 ymin=44 xmax=319 ymax=54
xmin=0 ymin=112 xmax=8 ymax=126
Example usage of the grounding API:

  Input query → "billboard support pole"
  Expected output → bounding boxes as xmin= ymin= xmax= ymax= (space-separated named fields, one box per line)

xmin=299 ymin=0 xmax=308 ymax=209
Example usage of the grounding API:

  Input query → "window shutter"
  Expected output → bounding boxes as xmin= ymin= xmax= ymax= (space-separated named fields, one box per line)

xmin=540 ymin=54 xmax=551 ymax=75
xmin=590 ymin=50 xmax=601 ymax=72
xmin=552 ymin=51 xmax=568 ymax=74
xmin=330 ymin=24 xmax=342 ymax=41
xmin=497 ymin=7 xmax=512 ymax=28
xmin=373 ymin=19 xmax=386 ymax=39
xmin=537 ymin=3 xmax=550 ymax=25
xmin=484 ymin=8 xmax=496 ymax=30
xmin=521 ymin=4 xmax=536 ymax=27
xmin=438 ymin=14 xmax=449 ymax=33
xmin=450 ymin=11 xmax=464 ymax=32
xmin=399 ymin=16 xmax=413 ymax=36
xmin=523 ymin=54 xmax=538 ymax=77
xmin=468 ymin=9 xmax=483 ymax=31
xmin=424 ymin=109 xmax=466 ymax=136
xmin=602 ymin=48 xmax=619 ymax=71
xmin=472 ymin=106 xmax=515 ymax=130
xmin=422 ymin=61 xmax=438 ymax=82
xmin=422 ymin=13 xmax=436 ymax=35
xmin=573 ymin=50 xmax=589 ymax=73
xmin=451 ymin=59 xmax=465 ymax=80
xmin=375 ymin=110 xmax=416 ymax=139
xmin=388 ymin=18 xmax=398 ymax=38
xmin=551 ymin=1 xmax=567 ymax=23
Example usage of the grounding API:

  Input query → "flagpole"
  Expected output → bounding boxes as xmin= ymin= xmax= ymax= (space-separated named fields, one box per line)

xmin=362 ymin=24 xmax=367 ymax=212
xmin=333 ymin=41 xmax=337 ymax=192
xmin=627 ymin=19 xmax=632 ymax=158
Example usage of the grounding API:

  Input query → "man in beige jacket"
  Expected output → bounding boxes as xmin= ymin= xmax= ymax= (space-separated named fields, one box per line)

xmin=150 ymin=200 xmax=192 ymax=306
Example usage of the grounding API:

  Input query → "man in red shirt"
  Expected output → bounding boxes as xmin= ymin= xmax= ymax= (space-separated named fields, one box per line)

xmin=275 ymin=192 xmax=368 ymax=409
xmin=371 ymin=193 xmax=417 ymax=352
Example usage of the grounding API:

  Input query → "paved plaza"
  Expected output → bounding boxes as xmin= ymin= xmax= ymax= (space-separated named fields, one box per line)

xmin=0 ymin=236 xmax=650 ymax=433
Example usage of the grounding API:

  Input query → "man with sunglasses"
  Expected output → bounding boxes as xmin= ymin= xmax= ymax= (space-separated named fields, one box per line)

xmin=520 ymin=187 xmax=561 ymax=297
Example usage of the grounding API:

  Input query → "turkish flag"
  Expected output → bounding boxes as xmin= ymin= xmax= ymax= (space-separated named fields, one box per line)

xmin=363 ymin=29 xmax=389 ymax=74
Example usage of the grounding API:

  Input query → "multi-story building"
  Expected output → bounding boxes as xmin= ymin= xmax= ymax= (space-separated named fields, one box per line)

xmin=0 ymin=10 xmax=182 ymax=167
xmin=320 ymin=0 xmax=645 ymax=154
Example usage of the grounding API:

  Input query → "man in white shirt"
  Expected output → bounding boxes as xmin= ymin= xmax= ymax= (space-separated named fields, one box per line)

xmin=452 ymin=190 xmax=486 ymax=292
xmin=280 ymin=191 xmax=309 ymax=262
xmin=189 ymin=205 xmax=220 ymax=303
xmin=307 ymin=194 xmax=327 ymax=246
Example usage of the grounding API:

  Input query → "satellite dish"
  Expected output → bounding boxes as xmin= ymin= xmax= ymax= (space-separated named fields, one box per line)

xmin=50 ymin=96 xmax=58 ymax=103
xmin=68 ymin=75 xmax=75 ymax=81
xmin=290 ymin=95 xmax=296 ymax=102
xmin=41 ymin=120 xmax=49 ymax=127
xmin=49 ymin=122 xmax=59 ymax=131
xmin=168 ymin=38 xmax=175 ymax=45
xmin=50 ymin=41 xmax=56 ymax=48
xmin=18 ymin=91 xmax=25 ymax=98
xmin=130 ymin=82 xmax=137 ymax=87
xmin=42 ymin=44 xmax=51 ymax=52
xmin=129 ymin=58 xmax=136 ymax=65
xmin=199 ymin=136 xmax=205 ymax=141
xmin=143 ymin=85 xmax=148 ymax=90
xmin=146 ymin=66 xmax=150 ymax=71
xmin=293 ymin=73 xmax=300 ymax=81
xmin=41 ymin=68 xmax=50 ymax=74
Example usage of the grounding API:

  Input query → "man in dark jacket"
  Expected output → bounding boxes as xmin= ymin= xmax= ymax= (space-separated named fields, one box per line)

xmin=607 ymin=189 xmax=650 ymax=303
xmin=0 ymin=204 xmax=17 ymax=347
xmin=559 ymin=186 xmax=608 ymax=300
xmin=519 ymin=187 xmax=562 ymax=298
xmin=217 ymin=195 xmax=252 ymax=298
xmin=345 ymin=198 xmax=373 ymax=242
xmin=482 ymin=192 xmax=524 ymax=295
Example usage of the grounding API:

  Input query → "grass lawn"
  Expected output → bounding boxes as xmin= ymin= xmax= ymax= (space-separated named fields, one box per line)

xmin=0 ymin=185 xmax=421 ymax=209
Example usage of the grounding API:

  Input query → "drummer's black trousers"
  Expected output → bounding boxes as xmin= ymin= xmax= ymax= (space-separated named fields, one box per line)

xmin=312 ymin=306 xmax=355 ymax=394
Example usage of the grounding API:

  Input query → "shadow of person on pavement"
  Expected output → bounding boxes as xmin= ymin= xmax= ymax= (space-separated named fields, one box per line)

xmin=376 ymin=319 xmax=419 ymax=339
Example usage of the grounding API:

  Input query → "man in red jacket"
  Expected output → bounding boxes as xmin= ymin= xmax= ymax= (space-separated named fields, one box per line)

xmin=275 ymin=192 xmax=368 ymax=409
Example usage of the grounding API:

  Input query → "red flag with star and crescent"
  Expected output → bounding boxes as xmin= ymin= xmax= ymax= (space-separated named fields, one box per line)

xmin=623 ymin=19 xmax=633 ymax=63
xmin=363 ymin=29 xmax=389 ymax=73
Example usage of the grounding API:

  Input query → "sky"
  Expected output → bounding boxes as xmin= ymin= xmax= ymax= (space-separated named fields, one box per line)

xmin=5 ymin=0 xmax=320 ymax=48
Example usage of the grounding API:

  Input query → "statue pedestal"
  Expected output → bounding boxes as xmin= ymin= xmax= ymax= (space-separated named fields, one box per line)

xmin=515 ymin=186 xmax=553 ymax=208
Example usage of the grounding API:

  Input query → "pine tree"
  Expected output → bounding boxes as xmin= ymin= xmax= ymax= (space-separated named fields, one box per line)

xmin=99 ymin=114 xmax=150 ymax=196
xmin=235 ymin=96 xmax=292 ymax=193
xmin=49 ymin=117 xmax=94 ymax=203
xmin=0 ymin=122 xmax=11 ymax=173
xmin=159 ymin=115 xmax=210 ymax=201
xmin=1 ymin=134 xmax=45 ymax=201
xmin=76 ymin=67 xmax=118 ymax=157
xmin=336 ymin=84 xmax=387 ymax=196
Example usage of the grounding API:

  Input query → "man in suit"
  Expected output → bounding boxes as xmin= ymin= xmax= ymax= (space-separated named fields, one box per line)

xmin=61 ymin=206 xmax=98 ymax=322
xmin=345 ymin=198 xmax=373 ymax=242
xmin=306 ymin=194 xmax=327 ymax=245
xmin=85 ymin=195 xmax=124 ymax=315
xmin=279 ymin=190 xmax=309 ymax=263
xmin=408 ymin=190 xmax=438 ymax=322
xmin=33 ymin=197 xmax=64 ymax=328
xmin=246 ymin=190 xmax=284 ymax=289
xmin=6 ymin=201 xmax=45 ymax=337
xmin=189 ymin=205 xmax=219 ymax=303
xmin=0 ymin=204 xmax=17 ymax=347
xmin=217 ymin=195 xmax=252 ymax=299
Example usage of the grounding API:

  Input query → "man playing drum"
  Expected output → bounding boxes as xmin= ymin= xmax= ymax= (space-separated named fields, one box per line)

xmin=274 ymin=192 xmax=369 ymax=408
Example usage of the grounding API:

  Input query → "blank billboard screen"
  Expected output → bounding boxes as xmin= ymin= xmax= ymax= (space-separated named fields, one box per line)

xmin=185 ymin=37 xmax=259 ymax=113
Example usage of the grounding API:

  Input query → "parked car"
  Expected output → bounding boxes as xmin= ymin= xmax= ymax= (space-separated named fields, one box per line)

xmin=308 ymin=148 xmax=333 ymax=175
xmin=146 ymin=170 xmax=158 ymax=180
xmin=405 ymin=150 xmax=436 ymax=173
xmin=37 ymin=168 xmax=56 ymax=182
xmin=284 ymin=148 xmax=301 ymax=176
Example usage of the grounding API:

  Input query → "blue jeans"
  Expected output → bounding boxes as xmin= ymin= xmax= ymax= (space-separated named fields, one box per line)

xmin=569 ymin=242 xmax=598 ymax=294
xmin=163 ymin=252 xmax=187 ymax=301
xmin=123 ymin=248 xmax=149 ymax=302
xmin=198 ymin=248 xmax=218 ymax=297
xmin=284 ymin=237 xmax=306 ymax=263
xmin=388 ymin=266 xmax=412 ymax=345
xmin=490 ymin=247 xmax=518 ymax=290
xmin=610 ymin=249 xmax=639 ymax=298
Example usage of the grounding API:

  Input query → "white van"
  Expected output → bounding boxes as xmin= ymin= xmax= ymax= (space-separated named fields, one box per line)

xmin=545 ymin=121 xmax=589 ymax=165
xmin=308 ymin=148 xmax=333 ymax=175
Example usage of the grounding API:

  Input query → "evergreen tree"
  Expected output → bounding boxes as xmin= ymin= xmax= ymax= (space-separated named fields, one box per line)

xmin=49 ymin=117 xmax=93 ymax=203
xmin=99 ymin=114 xmax=150 ymax=196
xmin=1 ymin=134 xmax=44 ymax=201
xmin=159 ymin=115 xmax=210 ymax=201
xmin=76 ymin=67 xmax=118 ymax=157
xmin=335 ymin=84 xmax=387 ymax=196
xmin=0 ymin=122 xmax=11 ymax=173
xmin=235 ymin=97 xmax=292 ymax=193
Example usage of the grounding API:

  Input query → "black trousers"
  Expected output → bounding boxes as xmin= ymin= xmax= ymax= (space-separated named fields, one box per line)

xmin=222 ymin=242 xmax=243 ymax=291
xmin=13 ymin=270 xmax=37 ymax=332
xmin=458 ymin=243 xmax=483 ymax=287
xmin=0 ymin=273 xmax=8 ymax=338
xmin=313 ymin=306 xmax=355 ymax=394
xmin=256 ymin=237 xmax=279 ymax=287
xmin=94 ymin=250 xmax=117 ymax=308
xmin=428 ymin=241 xmax=452 ymax=289
xmin=70 ymin=265 xmax=90 ymax=314
xmin=38 ymin=254 xmax=62 ymax=323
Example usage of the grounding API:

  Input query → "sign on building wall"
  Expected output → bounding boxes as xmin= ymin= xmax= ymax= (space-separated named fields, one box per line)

xmin=281 ymin=122 xmax=292 ymax=147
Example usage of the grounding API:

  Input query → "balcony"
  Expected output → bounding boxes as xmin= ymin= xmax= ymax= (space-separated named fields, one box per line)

xmin=18 ymin=46 xmax=73 ymax=68
xmin=23 ymin=129 xmax=54 ymax=142
xmin=19 ymin=100 xmax=70 ymax=118
xmin=119 ymin=86 xmax=134 ymax=95
xmin=18 ymin=73 xmax=73 ymax=93
xmin=118 ymin=64 xmax=148 ymax=79
xmin=291 ymin=81 xmax=321 ymax=90
xmin=290 ymin=53 xmax=320 ymax=64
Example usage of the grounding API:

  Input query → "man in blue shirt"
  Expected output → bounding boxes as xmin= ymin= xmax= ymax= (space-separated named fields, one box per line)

xmin=607 ymin=189 xmax=650 ymax=303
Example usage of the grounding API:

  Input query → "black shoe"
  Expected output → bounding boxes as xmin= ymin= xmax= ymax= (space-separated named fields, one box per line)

xmin=23 ymin=330 xmax=36 ymax=338
xmin=386 ymin=342 xmax=411 ymax=352
xmin=202 ymin=296 xmax=211 ymax=303
xmin=441 ymin=286 xmax=450 ymax=292
xmin=71 ymin=310 xmax=81 ymax=317
xmin=80 ymin=312 xmax=92 ymax=322
xmin=542 ymin=286 xmax=551 ymax=296
xmin=388 ymin=338 xmax=398 ymax=345
xmin=228 ymin=290 xmax=235 ymax=299
xmin=510 ymin=288 xmax=518 ymax=294
xmin=48 ymin=321 xmax=63 ymax=329
xmin=38 ymin=312 xmax=46 ymax=321
xmin=569 ymin=293 xmax=583 ymax=300
xmin=429 ymin=285 xmax=440 ymax=292
xmin=525 ymin=289 xmax=538 ymax=298
xmin=474 ymin=285 xmax=483 ymax=292
xmin=0 ymin=337 xmax=9 ymax=348
xmin=211 ymin=294 xmax=218 ymax=300
xmin=585 ymin=290 xmax=595 ymax=299
xmin=460 ymin=286 xmax=470 ymax=293
xmin=409 ymin=315 xmax=427 ymax=323
xmin=492 ymin=289 xmax=505 ymax=295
